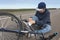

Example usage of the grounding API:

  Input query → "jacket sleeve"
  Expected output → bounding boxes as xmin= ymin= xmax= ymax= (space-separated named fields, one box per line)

xmin=35 ymin=11 xmax=51 ymax=26
xmin=44 ymin=11 xmax=51 ymax=25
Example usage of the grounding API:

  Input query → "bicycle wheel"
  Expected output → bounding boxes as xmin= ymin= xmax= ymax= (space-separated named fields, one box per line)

xmin=0 ymin=12 xmax=22 ymax=40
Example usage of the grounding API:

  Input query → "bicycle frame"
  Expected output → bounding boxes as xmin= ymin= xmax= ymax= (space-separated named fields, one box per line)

xmin=0 ymin=12 xmax=58 ymax=40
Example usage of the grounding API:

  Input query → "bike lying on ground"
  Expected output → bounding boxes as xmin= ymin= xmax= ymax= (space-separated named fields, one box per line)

xmin=0 ymin=12 xmax=58 ymax=40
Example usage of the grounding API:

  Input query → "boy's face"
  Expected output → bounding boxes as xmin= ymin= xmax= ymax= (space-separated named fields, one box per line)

xmin=36 ymin=8 xmax=45 ymax=13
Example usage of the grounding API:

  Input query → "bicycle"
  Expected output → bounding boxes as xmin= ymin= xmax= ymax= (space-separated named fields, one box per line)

xmin=0 ymin=12 xmax=58 ymax=40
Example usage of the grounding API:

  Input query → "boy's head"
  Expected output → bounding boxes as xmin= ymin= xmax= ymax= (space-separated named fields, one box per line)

xmin=36 ymin=2 xmax=46 ymax=13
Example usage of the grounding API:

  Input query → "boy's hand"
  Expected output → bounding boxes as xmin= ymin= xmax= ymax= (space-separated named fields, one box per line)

xmin=28 ymin=18 xmax=35 ymax=25
xmin=30 ymin=20 xmax=35 ymax=25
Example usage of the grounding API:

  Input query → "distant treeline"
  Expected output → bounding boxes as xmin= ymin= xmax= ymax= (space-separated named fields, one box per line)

xmin=0 ymin=8 xmax=60 ymax=11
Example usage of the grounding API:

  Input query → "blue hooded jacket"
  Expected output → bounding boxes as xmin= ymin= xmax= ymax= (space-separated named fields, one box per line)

xmin=35 ymin=9 xmax=51 ymax=26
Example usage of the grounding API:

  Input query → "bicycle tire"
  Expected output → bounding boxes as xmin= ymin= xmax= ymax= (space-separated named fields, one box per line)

xmin=0 ymin=12 xmax=22 ymax=40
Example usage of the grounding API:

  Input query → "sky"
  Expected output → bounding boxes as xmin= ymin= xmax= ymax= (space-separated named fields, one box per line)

xmin=0 ymin=0 xmax=60 ymax=9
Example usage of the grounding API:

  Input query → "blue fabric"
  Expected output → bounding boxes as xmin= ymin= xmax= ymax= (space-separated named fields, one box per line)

xmin=34 ymin=24 xmax=51 ymax=34
xmin=31 ymin=16 xmax=39 ymax=21
xmin=31 ymin=16 xmax=51 ymax=34
xmin=38 ymin=2 xmax=46 ymax=9
xmin=35 ymin=9 xmax=51 ymax=26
